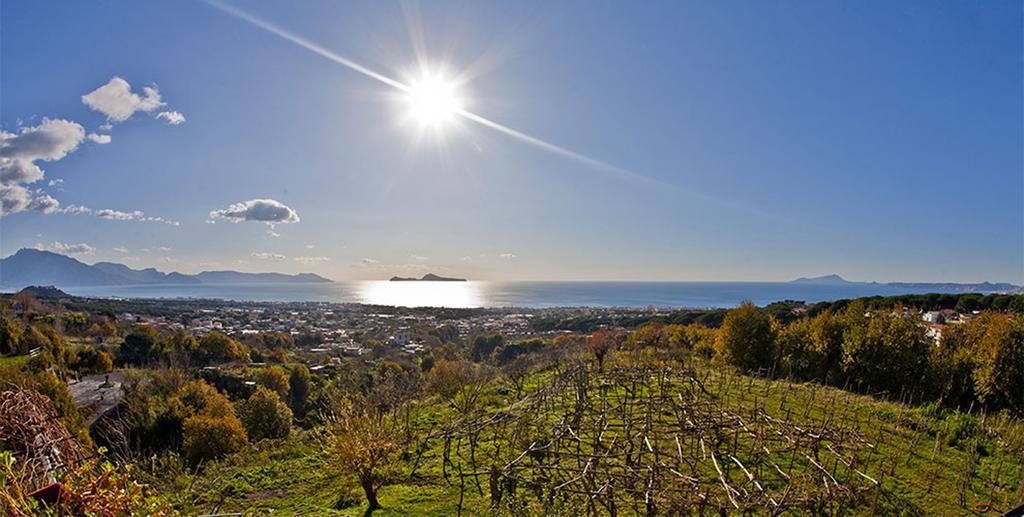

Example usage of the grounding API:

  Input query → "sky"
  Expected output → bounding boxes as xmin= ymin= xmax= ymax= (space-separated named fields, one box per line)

xmin=1 ymin=0 xmax=1021 ymax=283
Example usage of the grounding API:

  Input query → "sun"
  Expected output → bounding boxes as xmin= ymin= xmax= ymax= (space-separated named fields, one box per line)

xmin=405 ymin=74 xmax=463 ymax=127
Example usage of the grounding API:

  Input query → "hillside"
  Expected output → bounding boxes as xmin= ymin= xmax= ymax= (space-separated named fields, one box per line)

xmin=153 ymin=356 xmax=1024 ymax=515
xmin=0 ymin=249 xmax=332 ymax=289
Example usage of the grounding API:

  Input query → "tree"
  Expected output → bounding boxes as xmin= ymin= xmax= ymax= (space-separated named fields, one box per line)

xmin=255 ymin=366 xmax=290 ymax=399
xmin=182 ymin=414 xmax=248 ymax=465
xmin=288 ymin=364 xmax=311 ymax=419
xmin=0 ymin=315 xmax=23 ymax=355
xmin=165 ymin=330 xmax=198 ymax=364
xmin=470 ymin=334 xmax=504 ymax=362
xmin=238 ymin=386 xmax=293 ymax=441
xmin=587 ymin=329 xmax=620 ymax=372
xmin=716 ymin=302 xmax=775 ymax=371
xmin=120 ymin=326 xmax=162 ymax=365
xmin=196 ymin=332 xmax=247 ymax=365
xmin=95 ymin=351 xmax=114 ymax=373
xmin=841 ymin=305 xmax=930 ymax=395
xmin=775 ymin=311 xmax=844 ymax=382
xmin=970 ymin=313 xmax=1024 ymax=413
xmin=426 ymin=358 xmax=490 ymax=415
xmin=330 ymin=404 xmax=408 ymax=512
xmin=627 ymin=322 xmax=666 ymax=349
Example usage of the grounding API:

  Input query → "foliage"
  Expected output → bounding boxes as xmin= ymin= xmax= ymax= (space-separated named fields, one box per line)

xmin=288 ymin=363 xmax=312 ymax=419
xmin=0 ymin=451 xmax=169 ymax=516
xmin=119 ymin=325 xmax=162 ymax=365
xmin=586 ymin=328 xmax=620 ymax=372
xmin=196 ymin=332 xmax=248 ymax=365
xmin=328 ymin=402 xmax=410 ymax=511
xmin=239 ymin=386 xmax=293 ymax=441
xmin=716 ymin=301 xmax=775 ymax=371
xmin=470 ymin=334 xmax=504 ymax=362
xmin=182 ymin=413 xmax=248 ymax=466
xmin=255 ymin=365 xmax=291 ymax=399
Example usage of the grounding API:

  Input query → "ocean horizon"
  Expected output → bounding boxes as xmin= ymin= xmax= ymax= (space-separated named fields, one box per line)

xmin=49 ymin=280 xmax=998 ymax=309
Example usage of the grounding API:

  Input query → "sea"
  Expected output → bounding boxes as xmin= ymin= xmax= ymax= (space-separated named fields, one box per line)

xmin=57 ymin=281 xmax=983 ymax=309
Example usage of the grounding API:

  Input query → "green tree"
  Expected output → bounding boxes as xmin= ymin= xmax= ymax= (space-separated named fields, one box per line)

xmin=288 ymin=364 xmax=312 ymax=419
xmin=196 ymin=332 xmax=247 ymax=365
xmin=238 ymin=386 xmax=293 ymax=441
xmin=470 ymin=334 xmax=504 ymax=362
xmin=182 ymin=414 xmax=248 ymax=465
xmin=0 ymin=315 xmax=23 ymax=355
xmin=255 ymin=366 xmax=290 ymax=399
xmin=841 ymin=305 xmax=930 ymax=395
xmin=970 ymin=313 xmax=1024 ymax=413
xmin=120 ymin=326 xmax=162 ymax=365
xmin=716 ymin=302 xmax=776 ymax=371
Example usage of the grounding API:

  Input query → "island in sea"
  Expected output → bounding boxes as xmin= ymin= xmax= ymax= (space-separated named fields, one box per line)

xmin=389 ymin=273 xmax=467 ymax=282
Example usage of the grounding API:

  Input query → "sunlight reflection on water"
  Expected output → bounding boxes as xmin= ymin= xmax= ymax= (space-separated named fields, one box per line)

xmin=357 ymin=281 xmax=483 ymax=308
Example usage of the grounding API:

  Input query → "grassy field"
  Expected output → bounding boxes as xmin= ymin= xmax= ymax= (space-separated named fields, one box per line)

xmin=153 ymin=353 xmax=1024 ymax=515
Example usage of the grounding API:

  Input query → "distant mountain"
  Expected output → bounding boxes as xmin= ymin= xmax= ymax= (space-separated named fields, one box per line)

xmin=93 ymin=262 xmax=199 ymax=284
xmin=17 ymin=285 xmax=72 ymax=299
xmin=390 ymin=273 xmax=467 ymax=282
xmin=0 ymin=249 xmax=332 ymax=290
xmin=195 ymin=271 xmax=331 ymax=284
xmin=790 ymin=273 xmax=1018 ymax=293
xmin=790 ymin=274 xmax=852 ymax=286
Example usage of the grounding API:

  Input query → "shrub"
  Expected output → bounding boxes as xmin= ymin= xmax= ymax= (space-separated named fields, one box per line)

xmin=238 ymin=386 xmax=293 ymax=441
xmin=716 ymin=302 xmax=775 ymax=371
xmin=182 ymin=413 xmax=248 ymax=465
xmin=255 ymin=365 xmax=290 ymax=399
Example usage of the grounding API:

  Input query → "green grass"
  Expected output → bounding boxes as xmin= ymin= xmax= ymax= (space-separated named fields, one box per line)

xmin=155 ymin=353 xmax=1024 ymax=515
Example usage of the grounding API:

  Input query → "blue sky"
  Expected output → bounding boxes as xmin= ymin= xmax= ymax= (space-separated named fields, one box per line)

xmin=1 ymin=0 xmax=1021 ymax=282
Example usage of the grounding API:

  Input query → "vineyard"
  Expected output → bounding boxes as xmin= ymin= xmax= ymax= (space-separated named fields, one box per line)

xmin=434 ymin=359 xmax=1023 ymax=515
xmin=161 ymin=351 xmax=1024 ymax=515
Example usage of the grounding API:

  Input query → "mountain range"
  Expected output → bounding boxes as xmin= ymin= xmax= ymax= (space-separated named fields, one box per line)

xmin=0 ymin=249 xmax=332 ymax=289
xmin=789 ymin=274 xmax=1020 ymax=293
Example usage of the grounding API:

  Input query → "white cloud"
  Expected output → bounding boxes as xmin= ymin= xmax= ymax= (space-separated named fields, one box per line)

xmin=112 ymin=246 xmax=129 ymax=253
xmin=267 ymin=230 xmax=281 ymax=238
xmin=159 ymin=256 xmax=177 ymax=263
xmin=500 ymin=253 xmax=518 ymax=260
xmin=81 ymin=77 xmax=164 ymax=122
xmin=87 ymin=133 xmax=112 ymax=144
xmin=294 ymin=256 xmax=330 ymax=265
xmin=252 ymin=252 xmax=286 ymax=260
xmin=304 ymin=244 xmax=315 ymax=249
xmin=46 ymin=241 xmax=95 ymax=256
xmin=156 ymin=111 xmax=186 ymax=125
xmin=47 ymin=178 xmax=63 ymax=187
xmin=62 ymin=205 xmax=179 ymax=225
xmin=209 ymin=198 xmax=300 ymax=224
xmin=0 ymin=118 xmax=86 ymax=215
xmin=460 ymin=256 xmax=474 ymax=261
xmin=410 ymin=254 xmax=428 ymax=260
xmin=360 ymin=258 xmax=379 ymax=265
xmin=27 ymin=194 xmax=60 ymax=214
xmin=0 ymin=185 xmax=31 ymax=215
xmin=157 ymin=246 xmax=172 ymax=251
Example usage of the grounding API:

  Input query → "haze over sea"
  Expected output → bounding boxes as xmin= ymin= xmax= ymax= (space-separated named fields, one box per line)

xmin=58 ymin=281 xmax=991 ymax=309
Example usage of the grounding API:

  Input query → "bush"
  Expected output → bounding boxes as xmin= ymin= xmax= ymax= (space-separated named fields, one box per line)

xmin=196 ymin=332 xmax=248 ymax=365
xmin=255 ymin=365 xmax=290 ymax=399
xmin=238 ymin=386 xmax=293 ymax=441
xmin=120 ymin=326 xmax=163 ymax=365
xmin=716 ymin=302 xmax=775 ymax=371
xmin=182 ymin=413 xmax=248 ymax=465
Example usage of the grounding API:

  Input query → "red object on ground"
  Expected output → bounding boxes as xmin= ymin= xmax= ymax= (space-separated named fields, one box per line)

xmin=28 ymin=482 xmax=63 ymax=505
